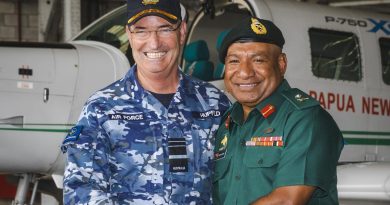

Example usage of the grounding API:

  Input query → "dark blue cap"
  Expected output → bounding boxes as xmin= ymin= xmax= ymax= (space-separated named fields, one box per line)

xmin=219 ymin=17 xmax=285 ymax=62
xmin=127 ymin=0 xmax=181 ymax=26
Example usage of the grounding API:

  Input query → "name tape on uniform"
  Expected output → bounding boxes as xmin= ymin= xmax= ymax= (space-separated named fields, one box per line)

xmin=192 ymin=110 xmax=223 ymax=119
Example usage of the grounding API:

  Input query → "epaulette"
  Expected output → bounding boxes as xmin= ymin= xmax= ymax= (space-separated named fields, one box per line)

xmin=281 ymin=88 xmax=319 ymax=110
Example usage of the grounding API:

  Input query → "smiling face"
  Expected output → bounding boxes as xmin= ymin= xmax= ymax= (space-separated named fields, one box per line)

xmin=126 ymin=15 xmax=186 ymax=79
xmin=224 ymin=41 xmax=287 ymax=111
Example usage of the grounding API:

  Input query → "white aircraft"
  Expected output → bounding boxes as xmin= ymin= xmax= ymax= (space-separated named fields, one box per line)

xmin=0 ymin=0 xmax=389 ymax=204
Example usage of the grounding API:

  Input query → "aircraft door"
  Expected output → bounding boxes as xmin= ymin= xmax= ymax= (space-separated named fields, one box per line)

xmin=0 ymin=43 xmax=79 ymax=173
xmin=0 ymin=44 xmax=78 ymax=125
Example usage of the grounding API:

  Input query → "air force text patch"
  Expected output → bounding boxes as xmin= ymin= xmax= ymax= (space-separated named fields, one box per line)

xmin=109 ymin=113 xmax=144 ymax=121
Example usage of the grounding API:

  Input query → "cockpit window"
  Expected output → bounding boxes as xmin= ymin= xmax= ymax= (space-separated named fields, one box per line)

xmin=309 ymin=28 xmax=362 ymax=82
xmin=379 ymin=38 xmax=390 ymax=85
xmin=74 ymin=6 xmax=134 ymax=64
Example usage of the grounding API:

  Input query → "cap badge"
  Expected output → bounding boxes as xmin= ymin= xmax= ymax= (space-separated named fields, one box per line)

xmin=250 ymin=18 xmax=267 ymax=35
xmin=142 ymin=0 xmax=159 ymax=5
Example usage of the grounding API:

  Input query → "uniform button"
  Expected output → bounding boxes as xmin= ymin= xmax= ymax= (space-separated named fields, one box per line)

xmin=241 ymin=140 xmax=246 ymax=146
xmin=258 ymin=159 xmax=263 ymax=165
xmin=235 ymin=175 xmax=241 ymax=180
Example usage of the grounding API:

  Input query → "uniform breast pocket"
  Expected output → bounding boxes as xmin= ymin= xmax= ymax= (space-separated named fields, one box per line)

xmin=102 ymin=117 xmax=162 ymax=194
xmin=191 ymin=117 xmax=216 ymax=134
xmin=213 ymin=155 xmax=231 ymax=182
xmin=190 ymin=117 xmax=217 ymax=166
xmin=212 ymin=155 xmax=232 ymax=204
xmin=103 ymin=118 xmax=161 ymax=151
xmin=243 ymin=147 xmax=282 ymax=168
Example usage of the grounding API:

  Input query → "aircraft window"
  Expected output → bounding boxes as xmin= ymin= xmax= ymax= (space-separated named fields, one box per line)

xmin=184 ymin=3 xmax=251 ymax=81
xmin=74 ymin=6 xmax=134 ymax=65
xmin=379 ymin=38 xmax=390 ymax=85
xmin=309 ymin=28 xmax=362 ymax=82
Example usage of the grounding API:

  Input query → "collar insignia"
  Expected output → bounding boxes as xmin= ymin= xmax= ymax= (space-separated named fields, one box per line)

xmin=225 ymin=115 xmax=231 ymax=129
xmin=142 ymin=0 xmax=159 ymax=5
xmin=260 ymin=104 xmax=275 ymax=118
xmin=251 ymin=18 xmax=267 ymax=35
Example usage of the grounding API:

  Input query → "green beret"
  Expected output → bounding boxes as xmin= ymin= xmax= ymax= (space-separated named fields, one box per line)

xmin=218 ymin=17 xmax=285 ymax=62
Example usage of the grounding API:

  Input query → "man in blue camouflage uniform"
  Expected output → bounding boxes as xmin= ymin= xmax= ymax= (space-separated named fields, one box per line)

xmin=61 ymin=0 xmax=231 ymax=204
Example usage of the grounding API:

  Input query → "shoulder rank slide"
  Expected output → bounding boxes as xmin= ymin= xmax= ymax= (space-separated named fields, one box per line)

xmin=282 ymin=88 xmax=319 ymax=110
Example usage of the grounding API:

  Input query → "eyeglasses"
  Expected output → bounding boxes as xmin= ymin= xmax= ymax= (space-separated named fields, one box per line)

xmin=128 ymin=22 xmax=181 ymax=40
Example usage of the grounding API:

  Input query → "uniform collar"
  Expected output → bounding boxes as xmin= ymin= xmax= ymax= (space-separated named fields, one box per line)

xmin=254 ymin=79 xmax=290 ymax=123
xmin=124 ymin=65 xmax=196 ymax=99
xmin=229 ymin=79 xmax=290 ymax=125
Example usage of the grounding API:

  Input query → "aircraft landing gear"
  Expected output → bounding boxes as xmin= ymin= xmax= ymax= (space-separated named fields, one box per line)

xmin=12 ymin=173 xmax=39 ymax=205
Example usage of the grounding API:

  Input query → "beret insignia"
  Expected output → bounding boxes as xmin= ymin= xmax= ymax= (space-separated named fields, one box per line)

xmin=251 ymin=17 xmax=267 ymax=35
xmin=218 ymin=16 xmax=285 ymax=62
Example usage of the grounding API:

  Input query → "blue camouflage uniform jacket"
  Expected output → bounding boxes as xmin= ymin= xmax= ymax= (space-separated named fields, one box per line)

xmin=62 ymin=65 xmax=231 ymax=205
